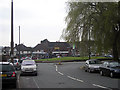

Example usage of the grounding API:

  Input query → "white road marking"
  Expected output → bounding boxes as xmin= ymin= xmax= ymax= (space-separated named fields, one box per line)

xmin=92 ymin=84 xmax=112 ymax=90
xmin=67 ymin=75 xmax=84 ymax=82
xmin=33 ymin=77 xmax=39 ymax=88
xmin=55 ymin=65 xmax=64 ymax=75
xmin=67 ymin=76 xmax=76 ymax=80
xmin=76 ymin=79 xmax=84 ymax=82
xmin=58 ymin=72 xmax=64 ymax=75
xmin=55 ymin=65 xmax=84 ymax=83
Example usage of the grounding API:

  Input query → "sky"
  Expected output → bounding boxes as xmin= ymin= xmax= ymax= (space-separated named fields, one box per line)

xmin=0 ymin=0 xmax=68 ymax=47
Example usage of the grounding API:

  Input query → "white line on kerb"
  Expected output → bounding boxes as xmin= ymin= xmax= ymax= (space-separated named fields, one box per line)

xmin=33 ymin=77 xmax=39 ymax=88
xmin=58 ymin=72 xmax=64 ymax=75
xmin=67 ymin=75 xmax=84 ymax=82
xmin=92 ymin=84 xmax=112 ymax=90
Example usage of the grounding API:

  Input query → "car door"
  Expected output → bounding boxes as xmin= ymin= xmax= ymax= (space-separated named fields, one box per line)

xmin=101 ymin=62 xmax=108 ymax=74
xmin=104 ymin=63 xmax=111 ymax=76
xmin=101 ymin=62 xmax=110 ymax=76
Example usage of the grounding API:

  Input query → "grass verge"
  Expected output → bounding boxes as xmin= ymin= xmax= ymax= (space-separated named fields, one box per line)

xmin=35 ymin=57 xmax=112 ymax=61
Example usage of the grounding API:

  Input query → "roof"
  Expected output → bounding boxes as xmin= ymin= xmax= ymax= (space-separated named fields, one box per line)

xmin=33 ymin=39 xmax=71 ymax=51
xmin=15 ymin=44 xmax=32 ymax=51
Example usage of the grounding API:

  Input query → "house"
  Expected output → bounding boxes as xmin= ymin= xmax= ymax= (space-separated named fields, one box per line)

xmin=33 ymin=39 xmax=72 ymax=58
xmin=2 ymin=39 xmax=73 ymax=60
xmin=15 ymin=44 xmax=33 ymax=57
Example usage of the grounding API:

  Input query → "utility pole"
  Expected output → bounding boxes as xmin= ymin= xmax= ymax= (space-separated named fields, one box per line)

xmin=19 ymin=26 xmax=20 ymax=62
xmin=11 ymin=0 xmax=14 ymax=64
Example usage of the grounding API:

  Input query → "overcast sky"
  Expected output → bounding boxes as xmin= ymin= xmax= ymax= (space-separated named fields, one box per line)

xmin=0 ymin=0 xmax=68 ymax=47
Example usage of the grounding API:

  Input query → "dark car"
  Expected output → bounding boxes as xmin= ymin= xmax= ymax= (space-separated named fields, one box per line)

xmin=84 ymin=59 xmax=102 ymax=73
xmin=99 ymin=61 xmax=120 ymax=78
xmin=0 ymin=62 xmax=17 ymax=88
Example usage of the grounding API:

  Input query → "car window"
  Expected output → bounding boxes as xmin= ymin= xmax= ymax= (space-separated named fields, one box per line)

xmin=89 ymin=60 xmax=101 ymax=64
xmin=109 ymin=62 xmax=120 ymax=67
xmin=22 ymin=61 xmax=35 ymax=65
xmin=0 ymin=64 xmax=15 ymax=72
xmin=103 ymin=62 xmax=107 ymax=65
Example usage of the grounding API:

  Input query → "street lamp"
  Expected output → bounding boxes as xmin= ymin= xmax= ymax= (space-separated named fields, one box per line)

xmin=10 ymin=0 xmax=14 ymax=64
xmin=88 ymin=29 xmax=91 ymax=59
xmin=19 ymin=26 xmax=20 ymax=62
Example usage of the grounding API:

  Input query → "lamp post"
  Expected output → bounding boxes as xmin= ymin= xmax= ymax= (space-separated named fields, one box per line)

xmin=88 ymin=29 xmax=91 ymax=59
xmin=19 ymin=26 xmax=20 ymax=62
xmin=11 ymin=0 xmax=14 ymax=64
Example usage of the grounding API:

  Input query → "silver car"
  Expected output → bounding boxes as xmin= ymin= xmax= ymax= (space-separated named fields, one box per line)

xmin=21 ymin=60 xmax=37 ymax=76
xmin=84 ymin=59 xmax=102 ymax=73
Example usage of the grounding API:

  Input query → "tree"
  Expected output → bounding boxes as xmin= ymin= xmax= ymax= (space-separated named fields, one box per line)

xmin=62 ymin=1 xmax=120 ymax=61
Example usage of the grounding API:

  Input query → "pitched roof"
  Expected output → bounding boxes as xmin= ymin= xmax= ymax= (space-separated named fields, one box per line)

xmin=15 ymin=44 xmax=32 ymax=51
xmin=33 ymin=39 xmax=71 ymax=51
xmin=33 ymin=44 xmax=48 ymax=51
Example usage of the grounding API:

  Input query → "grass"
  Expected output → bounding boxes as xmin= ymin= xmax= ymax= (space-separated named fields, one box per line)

xmin=35 ymin=56 xmax=112 ymax=61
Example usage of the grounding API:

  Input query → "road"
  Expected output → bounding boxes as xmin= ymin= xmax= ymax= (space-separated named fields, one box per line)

xmin=17 ymin=62 xmax=119 ymax=89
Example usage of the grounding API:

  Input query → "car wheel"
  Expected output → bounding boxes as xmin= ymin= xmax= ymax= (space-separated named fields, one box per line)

xmin=85 ymin=68 xmax=87 ymax=72
xmin=34 ymin=72 xmax=37 ymax=76
xmin=88 ymin=69 xmax=92 ymax=73
xmin=100 ymin=70 xmax=104 ymax=76
xmin=110 ymin=72 xmax=114 ymax=78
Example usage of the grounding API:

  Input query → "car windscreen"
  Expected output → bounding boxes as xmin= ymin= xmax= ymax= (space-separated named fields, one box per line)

xmin=89 ymin=60 xmax=102 ymax=64
xmin=0 ymin=64 xmax=15 ymax=72
xmin=109 ymin=62 xmax=120 ymax=67
xmin=22 ymin=61 xmax=35 ymax=65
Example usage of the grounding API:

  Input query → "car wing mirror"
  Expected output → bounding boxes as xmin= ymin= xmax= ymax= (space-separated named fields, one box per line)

xmin=107 ymin=65 xmax=110 ymax=68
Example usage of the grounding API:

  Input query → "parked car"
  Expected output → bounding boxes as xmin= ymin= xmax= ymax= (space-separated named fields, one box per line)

xmin=8 ymin=59 xmax=21 ymax=70
xmin=104 ymin=54 xmax=113 ymax=58
xmin=99 ymin=61 xmax=120 ymax=78
xmin=0 ymin=62 xmax=17 ymax=88
xmin=21 ymin=60 xmax=37 ymax=76
xmin=84 ymin=59 xmax=102 ymax=73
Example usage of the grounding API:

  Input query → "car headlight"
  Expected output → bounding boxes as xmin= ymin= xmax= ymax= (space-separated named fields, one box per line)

xmin=21 ymin=66 xmax=24 ymax=69
xmin=33 ymin=68 xmax=37 ymax=71
xmin=21 ymin=67 xmax=25 ymax=70
xmin=114 ymin=70 xmax=119 ymax=72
